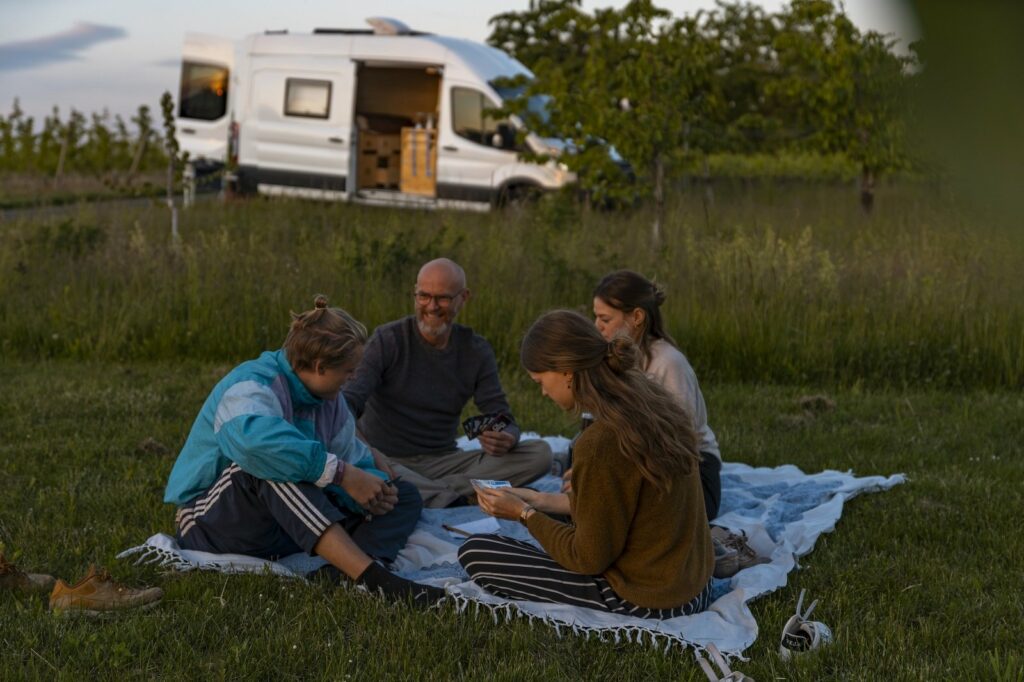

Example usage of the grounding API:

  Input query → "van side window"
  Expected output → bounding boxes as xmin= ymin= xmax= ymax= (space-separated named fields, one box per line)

xmin=179 ymin=61 xmax=229 ymax=121
xmin=284 ymin=79 xmax=332 ymax=119
xmin=451 ymin=87 xmax=514 ymax=150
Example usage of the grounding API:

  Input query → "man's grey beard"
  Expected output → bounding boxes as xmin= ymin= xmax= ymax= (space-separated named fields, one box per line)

xmin=418 ymin=317 xmax=450 ymax=338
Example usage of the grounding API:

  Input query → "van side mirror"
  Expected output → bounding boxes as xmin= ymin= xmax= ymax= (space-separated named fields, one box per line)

xmin=492 ymin=122 xmax=516 ymax=150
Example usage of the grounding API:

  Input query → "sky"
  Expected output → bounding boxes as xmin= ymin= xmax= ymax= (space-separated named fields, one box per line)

xmin=0 ymin=0 xmax=921 ymax=124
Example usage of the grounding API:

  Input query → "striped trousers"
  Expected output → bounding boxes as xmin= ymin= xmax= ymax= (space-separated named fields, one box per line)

xmin=175 ymin=465 xmax=422 ymax=562
xmin=458 ymin=534 xmax=713 ymax=619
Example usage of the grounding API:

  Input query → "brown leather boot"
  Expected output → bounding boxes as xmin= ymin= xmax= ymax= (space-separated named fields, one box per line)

xmin=0 ymin=554 xmax=55 ymax=594
xmin=49 ymin=565 xmax=163 ymax=616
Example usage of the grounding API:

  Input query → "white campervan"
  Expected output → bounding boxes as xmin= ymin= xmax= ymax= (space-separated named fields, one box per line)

xmin=176 ymin=18 xmax=574 ymax=211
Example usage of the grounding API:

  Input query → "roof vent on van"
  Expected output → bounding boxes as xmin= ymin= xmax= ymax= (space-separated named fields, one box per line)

xmin=365 ymin=17 xmax=412 ymax=35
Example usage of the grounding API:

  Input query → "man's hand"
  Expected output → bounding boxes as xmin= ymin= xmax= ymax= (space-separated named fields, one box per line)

xmin=339 ymin=465 xmax=392 ymax=511
xmin=479 ymin=429 xmax=516 ymax=456
xmin=475 ymin=485 xmax=528 ymax=521
xmin=561 ymin=467 xmax=573 ymax=493
xmin=370 ymin=446 xmax=397 ymax=479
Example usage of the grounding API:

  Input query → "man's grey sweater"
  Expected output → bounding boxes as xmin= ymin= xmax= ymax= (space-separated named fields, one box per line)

xmin=342 ymin=316 xmax=520 ymax=458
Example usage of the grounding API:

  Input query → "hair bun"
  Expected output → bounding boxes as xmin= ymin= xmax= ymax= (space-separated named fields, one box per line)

xmin=313 ymin=294 xmax=329 ymax=310
xmin=604 ymin=336 xmax=640 ymax=373
xmin=652 ymin=283 xmax=667 ymax=306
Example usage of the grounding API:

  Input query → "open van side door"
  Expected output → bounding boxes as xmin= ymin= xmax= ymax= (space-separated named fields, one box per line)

xmin=177 ymin=32 xmax=235 ymax=165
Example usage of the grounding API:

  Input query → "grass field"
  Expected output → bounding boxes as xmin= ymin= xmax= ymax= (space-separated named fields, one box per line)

xmin=1 ymin=184 xmax=1022 ymax=679
xmin=1 ymin=362 xmax=1021 ymax=679
xmin=1 ymin=183 xmax=1022 ymax=387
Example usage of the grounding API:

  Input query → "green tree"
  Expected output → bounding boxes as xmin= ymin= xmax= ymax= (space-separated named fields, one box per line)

xmin=490 ymin=0 xmax=721 ymax=244
xmin=0 ymin=101 xmax=17 ymax=171
xmin=128 ymin=104 xmax=154 ymax=179
xmin=14 ymin=107 xmax=36 ymax=172
xmin=702 ymin=2 xmax=782 ymax=153
xmin=488 ymin=0 xmax=594 ymax=85
xmin=160 ymin=90 xmax=182 ymax=240
xmin=37 ymin=107 xmax=63 ymax=173
xmin=769 ymin=0 xmax=914 ymax=210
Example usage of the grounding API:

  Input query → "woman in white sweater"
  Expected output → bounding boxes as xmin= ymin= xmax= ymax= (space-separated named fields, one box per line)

xmin=591 ymin=270 xmax=722 ymax=520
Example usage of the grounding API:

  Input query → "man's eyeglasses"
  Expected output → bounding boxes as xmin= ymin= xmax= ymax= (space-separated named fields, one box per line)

xmin=413 ymin=289 xmax=464 ymax=307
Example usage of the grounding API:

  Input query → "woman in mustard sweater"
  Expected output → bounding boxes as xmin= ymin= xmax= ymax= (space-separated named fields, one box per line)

xmin=457 ymin=310 xmax=713 ymax=618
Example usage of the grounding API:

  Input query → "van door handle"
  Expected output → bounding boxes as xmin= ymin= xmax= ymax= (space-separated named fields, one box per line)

xmin=328 ymin=136 xmax=344 ymax=144
xmin=442 ymin=146 xmax=458 ymax=152
xmin=181 ymin=128 xmax=196 ymax=135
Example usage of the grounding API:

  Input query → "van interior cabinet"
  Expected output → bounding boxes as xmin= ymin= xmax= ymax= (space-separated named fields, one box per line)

xmin=400 ymin=128 xmax=437 ymax=196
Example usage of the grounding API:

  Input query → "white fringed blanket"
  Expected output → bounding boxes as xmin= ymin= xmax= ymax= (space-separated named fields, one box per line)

xmin=120 ymin=436 xmax=905 ymax=656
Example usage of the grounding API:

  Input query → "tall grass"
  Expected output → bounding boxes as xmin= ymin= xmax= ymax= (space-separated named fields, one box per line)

xmin=1 ymin=182 xmax=1021 ymax=388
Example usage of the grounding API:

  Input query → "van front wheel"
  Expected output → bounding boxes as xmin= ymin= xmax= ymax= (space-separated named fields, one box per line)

xmin=497 ymin=183 xmax=542 ymax=209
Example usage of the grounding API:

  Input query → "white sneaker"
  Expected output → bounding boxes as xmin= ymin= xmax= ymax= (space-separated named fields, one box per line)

xmin=695 ymin=643 xmax=754 ymax=681
xmin=779 ymin=589 xmax=833 ymax=660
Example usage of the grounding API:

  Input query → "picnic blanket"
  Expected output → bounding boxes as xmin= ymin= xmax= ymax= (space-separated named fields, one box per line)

xmin=119 ymin=435 xmax=905 ymax=656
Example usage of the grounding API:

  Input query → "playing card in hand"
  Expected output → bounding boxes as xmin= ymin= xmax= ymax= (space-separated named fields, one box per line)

xmin=486 ymin=413 xmax=512 ymax=433
xmin=462 ymin=415 xmax=488 ymax=440
xmin=463 ymin=412 xmax=512 ymax=439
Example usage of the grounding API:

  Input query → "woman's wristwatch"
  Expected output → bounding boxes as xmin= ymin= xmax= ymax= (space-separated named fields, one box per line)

xmin=519 ymin=504 xmax=536 ymax=525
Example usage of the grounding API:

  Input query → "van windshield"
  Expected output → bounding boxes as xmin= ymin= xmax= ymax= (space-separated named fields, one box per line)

xmin=179 ymin=61 xmax=229 ymax=121
xmin=488 ymin=80 xmax=551 ymax=126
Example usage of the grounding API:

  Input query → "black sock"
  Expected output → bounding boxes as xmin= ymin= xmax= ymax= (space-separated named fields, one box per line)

xmin=355 ymin=561 xmax=446 ymax=607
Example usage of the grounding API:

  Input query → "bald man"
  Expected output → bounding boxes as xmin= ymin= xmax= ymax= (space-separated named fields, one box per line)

xmin=343 ymin=258 xmax=552 ymax=508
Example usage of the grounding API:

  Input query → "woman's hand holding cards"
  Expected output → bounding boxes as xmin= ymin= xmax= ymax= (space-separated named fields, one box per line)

xmin=474 ymin=485 xmax=528 ymax=521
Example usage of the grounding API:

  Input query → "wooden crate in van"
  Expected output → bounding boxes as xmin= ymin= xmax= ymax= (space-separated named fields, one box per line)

xmin=359 ymin=131 xmax=401 ymax=189
xmin=400 ymin=127 xmax=437 ymax=196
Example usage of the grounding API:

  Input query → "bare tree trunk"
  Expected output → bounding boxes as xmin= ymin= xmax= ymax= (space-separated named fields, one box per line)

xmin=53 ymin=131 xmax=69 ymax=190
xmin=860 ymin=164 xmax=875 ymax=213
xmin=128 ymin=133 xmax=148 ymax=181
xmin=701 ymin=154 xmax=713 ymax=230
xmin=182 ymin=162 xmax=195 ymax=208
xmin=652 ymin=154 xmax=665 ymax=248
xmin=166 ymin=148 xmax=179 ymax=242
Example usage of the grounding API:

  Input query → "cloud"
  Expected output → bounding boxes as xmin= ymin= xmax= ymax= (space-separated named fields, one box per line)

xmin=0 ymin=22 xmax=127 ymax=71
xmin=152 ymin=57 xmax=181 ymax=69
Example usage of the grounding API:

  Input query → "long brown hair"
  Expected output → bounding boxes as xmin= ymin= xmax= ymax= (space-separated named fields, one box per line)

xmin=521 ymin=310 xmax=699 ymax=492
xmin=593 ymin=270 xmax=675 ymax=363
xmin=283 ymin=294 xmax=367 ymax=371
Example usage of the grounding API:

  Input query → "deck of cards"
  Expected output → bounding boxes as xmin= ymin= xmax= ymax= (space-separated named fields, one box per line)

xmin=462 ymin=412 xmax=512 ymax=440
xmin=470 ymin=479 xmax=512 ymax=489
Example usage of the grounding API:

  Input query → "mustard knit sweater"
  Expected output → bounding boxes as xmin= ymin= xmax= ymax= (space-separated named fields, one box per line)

xmin=526 ymin=420 xmax=713 ymax=608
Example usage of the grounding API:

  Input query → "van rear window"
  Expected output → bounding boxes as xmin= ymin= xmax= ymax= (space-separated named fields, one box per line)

xmin=179 ymin=61 xmax=229 ymax=121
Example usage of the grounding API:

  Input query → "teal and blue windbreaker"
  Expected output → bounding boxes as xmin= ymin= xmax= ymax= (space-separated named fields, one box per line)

xmin=164 ymin=349 xmax=382 ymax=512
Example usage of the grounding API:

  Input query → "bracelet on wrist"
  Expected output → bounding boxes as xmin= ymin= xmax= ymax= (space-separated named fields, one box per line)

xmin=519 ymin=504 xmax=536 ymax=526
